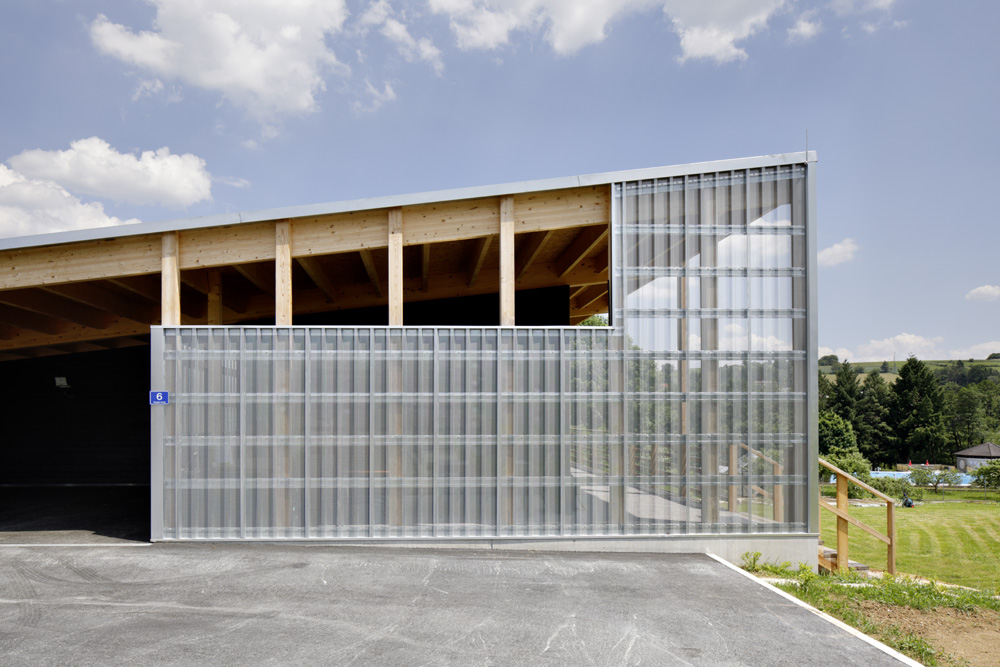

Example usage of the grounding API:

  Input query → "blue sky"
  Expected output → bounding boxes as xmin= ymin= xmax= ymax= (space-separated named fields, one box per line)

xmin=1 ymin=0 xmax=997 ymax=360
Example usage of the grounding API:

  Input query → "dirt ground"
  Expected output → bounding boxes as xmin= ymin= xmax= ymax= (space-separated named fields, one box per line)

xmin=859 ymin=600 xmax=1000 ymax=667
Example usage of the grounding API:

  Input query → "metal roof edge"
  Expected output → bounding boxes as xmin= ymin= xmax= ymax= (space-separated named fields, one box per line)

xmin=0 ymin=151 xmax=816 ymax=252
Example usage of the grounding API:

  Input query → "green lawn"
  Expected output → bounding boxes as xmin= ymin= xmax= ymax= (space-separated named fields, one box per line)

xmin=820 ymin=501 xmax=1000 ymax=589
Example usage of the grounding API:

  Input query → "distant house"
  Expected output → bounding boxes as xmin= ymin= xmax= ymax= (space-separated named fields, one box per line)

xmin=955 ymin=442 xmax=1000 ymax=472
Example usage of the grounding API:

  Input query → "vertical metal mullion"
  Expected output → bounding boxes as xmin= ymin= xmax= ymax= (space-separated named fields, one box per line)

xmin=559 ymin=329 xmax=566 ymax=536
xmin=745 ymin=171 xmax=754 ymax=532
xmin=619 ymin=185 xmax=629 ymax=537
xmin=174 ymin=329 xmax=182 ymax=538
xmin=495 ymin=330 xmax=503 ymax=538
xmin=150 ymin=328 xmax=165 ymax=541
xmin=239 ymin=329 xmax=246 ymax=538
xmin=368 ymin=327 xmax=375 ymax=538
xmin=304 ymin=330 xmax=311 ymax=539
xmin=432 ymin=328 xmax=439 ymax=537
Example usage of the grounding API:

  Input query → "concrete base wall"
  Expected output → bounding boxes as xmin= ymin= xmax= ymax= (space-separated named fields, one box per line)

xmin=157 ymin=534 xmax=820 ymax=570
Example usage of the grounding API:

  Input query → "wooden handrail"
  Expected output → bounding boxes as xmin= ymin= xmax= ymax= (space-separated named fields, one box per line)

xmin=818 ymin=457 xmax=896 ymax=575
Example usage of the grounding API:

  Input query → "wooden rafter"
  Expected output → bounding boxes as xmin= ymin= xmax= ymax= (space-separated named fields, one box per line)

xmin=359 ymin=249 xmax=383 ymax=297
xmin=0 ymin=289 xmax=114 ymax=330
xmin=467 ymin=236 xmax=492 ymax=288
xmin=234 ymin=262 xmax=276 ymax=296
xmin=41 ymin=282 xmax=156 ymax=324
xmin=515 ymin=230 xmax=553 ymax=279
xmin=421 ymin=244 xmax=430 ymax=292
xmin=573 ymin=284 xmax=608 ymax=311
xmin=296 ymin=257 xmax=337 ymax=302
xmin=556 ymin=225 xmax=609 ymax=278
xmin=107 ymin=275 xmax=160 ymax=302
xmin=0 ymin=303 xmax=69 ymax=335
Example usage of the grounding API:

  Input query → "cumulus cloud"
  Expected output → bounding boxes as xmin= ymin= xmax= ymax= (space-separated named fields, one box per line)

xmin=949 ymin=341 xmax=1000 ymax=360
xmin=855 ymin=333 xmax=944 ymax=361
xmin=665 ymin=0 xmax=788 ymax=64
xmin=965 ymin=285 xmax=1000 ymax=302
xmin=819 ymin=345 xmax=854 ymax=361
xmin=357 ymin=2 xmax=444 ymax=74
xmin=818 ymin=237 xmax=858 ymax=267
xmin=8 ymin=137 xmax=212 ymax=209
xmin=354 ymin=80 xmax=397 ymax=114
xmin=788 ymin=17 xmax=821 ymax=42
xmin=0 ymin=165 xmax=138 ymax=240
xmin=90 ymin=1 xmax=349 ymax=120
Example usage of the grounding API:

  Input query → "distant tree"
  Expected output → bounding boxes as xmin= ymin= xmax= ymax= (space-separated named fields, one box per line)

xmin=906 ymin=467 xmax=960 ymax=492
xmin=819 ymin=354 xmax=839 ymax=367
xmin=818 ymin=372 xmax=835 ymax=412
xmin=856 ymin=370 xmax=893 ymax=465
xmin=987 ymin=353 xmax=1000 ymax=360
xmin=906 ymin=467 xmax=933 ymax=488
xmin=829 ymin=360 xmax=862 ymax=437
xmin=818 ymin=410 xmax=857 ymax=456
xmin=578 ymin=314 xmax=608 ymax=327
xmin=890 ymin=356 xmax=947 ymax=464
xmin=972 ymin=460 xmax=1000 ymax=497
xmin=942 ymin=383 xmax=985 ymax=452
xmin=880 ymin=361 xmax=890 ymax=373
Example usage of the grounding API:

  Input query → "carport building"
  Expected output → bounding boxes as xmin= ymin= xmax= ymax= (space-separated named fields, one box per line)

xmin=0 ymin=153 xmax=819 ymax=563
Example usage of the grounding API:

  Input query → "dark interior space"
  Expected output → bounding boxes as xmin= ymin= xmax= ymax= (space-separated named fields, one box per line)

xmin=292 ymin=286 xmax=570 ymax=327
xmin=0 ymin=346 xmax=151 ymax=542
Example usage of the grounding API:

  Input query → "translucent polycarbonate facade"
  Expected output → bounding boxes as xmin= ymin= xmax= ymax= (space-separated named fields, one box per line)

xmin=151 ymin=158 xmax=816 ymax=541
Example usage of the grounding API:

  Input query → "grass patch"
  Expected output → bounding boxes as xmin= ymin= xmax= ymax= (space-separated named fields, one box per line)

xmin=741 ymin=555 xmax=999 ymax=666
xmin=819 ymin=502 xmax=1000 ymax=589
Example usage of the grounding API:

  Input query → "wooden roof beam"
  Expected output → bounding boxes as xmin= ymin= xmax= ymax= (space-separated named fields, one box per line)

xmin=515 ymin=230 xmax=553 ymax=279
xmin=0 ymin=289 xmax=115 ymax=330
xmin=573 ymin=284 xmax=609 ymax=311
xmin=571 ymin=294 xmax=609 ymax=320
xmin=0 ymin=303 xmax=70 ymax=335
xmin=234 ymin=262 xmax=276 ymax=296
xmin=108 ymin=275 xmax=160 ymax=302
xmin=296 ymin=257 xmax=337 ymax=302
xmin=359 ymin=249 xmax=383 ymax=297
xmin=41 ymin=282 xmax=157 ymax=324
xmin=421 ymin=244 xmax=431 ymax=292
xmin=467 ymin=236 xmax=492 ymax=288
xmin=556 ymin=225 xmax=609 ymax=278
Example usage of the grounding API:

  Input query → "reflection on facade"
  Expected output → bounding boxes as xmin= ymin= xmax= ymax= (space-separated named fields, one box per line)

xmin=154 ymin=158 xmax=815 ymax=542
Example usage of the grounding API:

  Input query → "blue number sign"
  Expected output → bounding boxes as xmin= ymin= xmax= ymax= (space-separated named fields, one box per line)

xmin=150 ymin=391 xmax=170 ymax=405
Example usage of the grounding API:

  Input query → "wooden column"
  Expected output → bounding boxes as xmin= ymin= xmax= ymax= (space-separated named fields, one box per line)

xmin=207 ymin=268 xmax=222 ymax=325
xmin=388 ymin=207 xmax=403 ymax=326
xmin=275 ymin=220 xmax=292 ymax=326
xmin=499 ymin=195 xmax=515 ymax=326
xmin=161 ymin=231 xmax=180 ymax=326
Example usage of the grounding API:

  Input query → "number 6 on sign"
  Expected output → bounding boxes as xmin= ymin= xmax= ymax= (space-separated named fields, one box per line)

xmin=150 ymin=391 xmax=170 ymax=405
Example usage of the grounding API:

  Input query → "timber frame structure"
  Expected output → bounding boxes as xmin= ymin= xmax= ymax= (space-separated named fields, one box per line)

xmin=0 ymin=153 xmax=820 ymax=564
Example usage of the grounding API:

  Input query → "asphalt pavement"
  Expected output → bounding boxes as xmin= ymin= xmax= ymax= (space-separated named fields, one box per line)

xmin=0 ymin=543 xmax=913 ymax=666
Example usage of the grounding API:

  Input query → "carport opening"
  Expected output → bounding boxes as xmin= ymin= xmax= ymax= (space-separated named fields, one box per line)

xmin=0 ymin=345 xmax=151 ymax=543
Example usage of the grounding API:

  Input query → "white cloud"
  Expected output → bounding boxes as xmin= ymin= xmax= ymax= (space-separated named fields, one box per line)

xmin=217 ymin=175 xmax=251 ymax=189
xmin=788 ymin=17 xmax=821 ymax=42
xmin=665 ymin=0 xmax=788 ymax=64
xmin=818 ymin=237 xmax=858 ymax=267
xmin=0 ymin=165 xmax=139 ymax=240
xmin=829 ymin=0 xmax=897 ymax=16
xmin=382 ymin=18 xmax=445 ymax=74
xmin=90 ymin=1 xmax=349 ymax=121
xmin=949 ymin=341 xmax=1000 ymax=361
xmin=132 ymin=78 xmax=164 ymax=101
xmin=354 ymin=80 xmax=397 ymax=114
xmin=8 ymin=137 xmax=212 ymax=209
xmin=965 ymin=285 xmax=1000 ymax=302
xmin=855 ymin=333 xmax=944 ymax=361
xmin=819 ymin=346 xmax=855 ymax=361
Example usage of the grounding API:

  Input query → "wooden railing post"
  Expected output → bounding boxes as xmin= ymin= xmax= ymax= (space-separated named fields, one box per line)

xmin=886 ymin=502 xmax=896 ymax=575
xmin=836 ymin=471 xmax=849 ymax=574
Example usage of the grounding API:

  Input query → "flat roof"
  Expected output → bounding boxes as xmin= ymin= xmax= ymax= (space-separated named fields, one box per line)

xmin=0 ymin=151 xmax=815 ymax=252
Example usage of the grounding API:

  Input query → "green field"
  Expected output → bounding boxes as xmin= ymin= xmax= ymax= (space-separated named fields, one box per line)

xmin=819 ymin=501 xmax=1000 ymax=589
xmin=819 ymin=357 xmax=1000 ymax=379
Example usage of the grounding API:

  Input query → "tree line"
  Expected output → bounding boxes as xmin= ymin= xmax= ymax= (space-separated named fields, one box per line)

xmin=818 ymin=355 xmax=1000 ymax=467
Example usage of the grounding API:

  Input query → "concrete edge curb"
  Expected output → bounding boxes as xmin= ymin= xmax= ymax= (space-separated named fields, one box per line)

xmin=706 ymin=553 xmax=923 ymax=667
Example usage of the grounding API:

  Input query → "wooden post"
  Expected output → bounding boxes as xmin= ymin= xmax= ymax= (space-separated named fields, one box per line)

xmin=886 ymin=502 xmax=896 ymax=574
xmin=499 ymin=195 xmax=515 ymax=326
xmin=275 ymin=220 xmax=292 ymax=326
xmin=160 ymin=231 xmax=180 ymax=326
xmin=207 ymin=268 xmax=222 ymax=325
xmin=836 ymin=471 xmax=849 ymax=573
xmin=388 ymin=207 xmax=403 ymax=326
